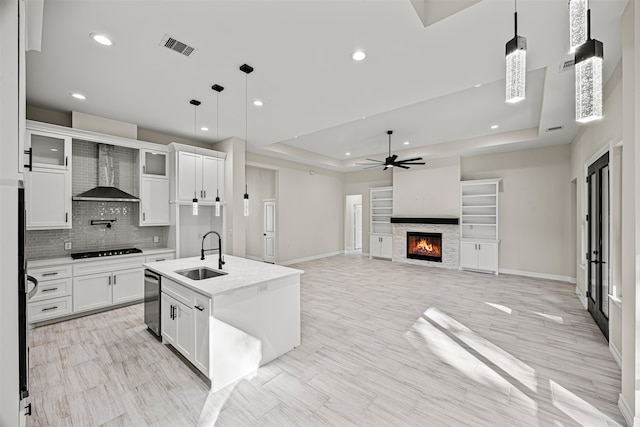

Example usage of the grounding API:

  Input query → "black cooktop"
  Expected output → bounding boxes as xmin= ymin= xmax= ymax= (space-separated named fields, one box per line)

xmin=71 ymin=248 xmax=143 ymax=260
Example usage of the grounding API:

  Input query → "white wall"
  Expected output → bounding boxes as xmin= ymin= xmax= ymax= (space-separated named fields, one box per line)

xmin=463 ymin=145 xmax=573 ymax=278
xmin=392 ymin=157 xmax=461 ymax=216
xmin=245 ymin=166 xmax=276 ymax=259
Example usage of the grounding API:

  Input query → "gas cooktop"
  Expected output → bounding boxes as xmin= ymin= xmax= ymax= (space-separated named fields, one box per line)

xmin=71 ymin=248 xmax=143 ymax=260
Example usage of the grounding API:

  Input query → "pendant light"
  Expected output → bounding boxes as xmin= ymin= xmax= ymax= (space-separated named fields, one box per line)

xmin=575 ymin=1 xmax=603 ymax=123
xmin=569 ymin=0 xmax=587 ymax=53
xmin=240 ymin=63 xmax=254 ymax=217
xmin=190 ymin=99 xmax=201 ymax=215
xmin=505 ymin=0 xmax=526 ymax=104
xmin=212 ymin=84 xmax=224 ymax=217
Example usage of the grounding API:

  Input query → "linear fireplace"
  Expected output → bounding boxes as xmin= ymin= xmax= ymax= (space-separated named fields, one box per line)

xmin=407 ymin=232 xmax=442 ymax=262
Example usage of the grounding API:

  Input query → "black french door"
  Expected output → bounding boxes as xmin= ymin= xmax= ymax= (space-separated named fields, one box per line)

xmin=587 ymin=152 xmax=609 ymax=340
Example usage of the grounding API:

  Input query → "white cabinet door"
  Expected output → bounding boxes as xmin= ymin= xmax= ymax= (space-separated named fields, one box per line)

xmin=477 ymin=242 xmax=498 ymax=272
xmin=141 ymin=150 xmax=167 ymax=178
xmin=380 ymin=236 xmax=393 ymax=259
xmin=175 ymin=301 xmax=194 ymax=360
xmin=112 ymin=268 xmax=143 ymax=305
xmin=369 ymin=235 xmax=381 ymax=257
xmin=140 ymin=177 xmax=169 ymax=226
xmin=201 ymin=155 xmax=218 ymax=202
xmin=193 ymin=294 xmax=210 ymax=375
xmin=26 ymin=168 xmax=71 ymax=230
xmin=161 ymin=292 xmax=177 ymax=346
xmin=177 ymin=151 xmax=199 ymax=202
xmin=26 ymin=130 xmax=71 ymax=170
xmin=73 ymin=272 xmax=112 ymax=313
xmin=459 ymin=241 xmax=478 ymax=269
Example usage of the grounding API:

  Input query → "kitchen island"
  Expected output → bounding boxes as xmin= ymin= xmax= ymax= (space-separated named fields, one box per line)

xmin=143 ymin=255 xmax=303 ymax=391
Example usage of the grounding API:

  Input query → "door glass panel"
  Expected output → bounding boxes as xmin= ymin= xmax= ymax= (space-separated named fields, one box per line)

xmin=31 ymin=134 xmax=65 ymax=166
xmin=144 ymin=152 xmax=166 ymax=176
xmin=601 ymin=166 xmax=609 ymax=318
xmin=589 ymin=177 xmax=596 ymax=302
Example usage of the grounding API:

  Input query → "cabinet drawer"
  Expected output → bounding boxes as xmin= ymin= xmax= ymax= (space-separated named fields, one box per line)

xmin=29 ymin=277 xmax=72 ymax=302
xmin=162 ymin=278 xmax=194 ymax=306
xmin=145 ymin=253 xmax=175 ymax=263
xmin=73 ymin=256 xmax=145 ymax=276
xmin=28 ymin=296 xmax=72 ymax=323
xmin=29 ymin=264 xmax=72 ymax=282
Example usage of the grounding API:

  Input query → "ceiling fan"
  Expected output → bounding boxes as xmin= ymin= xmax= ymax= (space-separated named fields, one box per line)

xmin=356 ymin=130 xmax=425 ymax=170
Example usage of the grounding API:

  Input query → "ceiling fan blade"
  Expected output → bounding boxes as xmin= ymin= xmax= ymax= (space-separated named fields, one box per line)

xmin=396 ymin=164 xmax=410 ymax=169
xmin=355 ymin=162 xmax=382 ymax=166
xmin=383 ymin=165 xmax=389 ymax=171
xmin=390 ymin=154 xmax=398 ymax=163
xmin=398 ymin=157 xmax=423 ymax=163
xmin=365 ymin=158 xmax=383 ymax=163
xmin=398 ymin=161 xmax=426 ymax=165
xmin=363 ymin=164 xmax=383 ymax=169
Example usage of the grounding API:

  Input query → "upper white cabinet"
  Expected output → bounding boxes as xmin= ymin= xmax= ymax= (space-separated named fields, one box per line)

xmin=173 ymin=147 xmax=225 ymax=204
xmin=25 ymin=129 xmax=72 ymax=230
xmin=138 ymin=149 xmax=170 ymax=226
xmin=460 ymin=179 xmax=500 ymax=274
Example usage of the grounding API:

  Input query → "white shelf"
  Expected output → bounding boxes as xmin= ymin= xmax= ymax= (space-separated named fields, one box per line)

xmin=370 ymin=186 xmax=393 ymax=240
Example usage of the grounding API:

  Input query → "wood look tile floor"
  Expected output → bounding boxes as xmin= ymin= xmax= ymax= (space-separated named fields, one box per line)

xmin=27 ymin=254 xmax=625 ymax=426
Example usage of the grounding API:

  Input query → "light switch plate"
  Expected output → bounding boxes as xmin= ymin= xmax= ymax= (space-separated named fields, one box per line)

xmin=64 ymin=241 xmax=72 ymax=250
xmin=153 ymin=236 xmax=159 ymax=243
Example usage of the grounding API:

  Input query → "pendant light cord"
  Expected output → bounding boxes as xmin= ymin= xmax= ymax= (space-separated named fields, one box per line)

xmin=193 ymin=103 xmax=197 ymax=197
xmin=216 ymin=91 xmax=219 ymax=197
xmin=514 ymin=0 xmax=518 ymax=37
xmin=586 ymin=0 xmax=591 ymax=40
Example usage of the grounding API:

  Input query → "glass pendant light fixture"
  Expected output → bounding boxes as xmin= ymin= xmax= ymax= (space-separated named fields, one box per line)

xmin=505 ymin=0 xmax=526 ymax=104
xmin=569 ymin=0 xmax=587 ymax=53
xmin=574 ymin=2 xmax=603 ymax=123
xmin=190 ymin=99 xmax=201 ymax=215
xmin=212 ymin=84 xmax=224 ymax=217
xmin=240 ymin=63 xmax=254 ymax=217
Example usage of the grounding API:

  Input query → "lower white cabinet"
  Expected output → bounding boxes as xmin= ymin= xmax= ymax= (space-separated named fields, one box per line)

xmin=73 ymin=258 xmax=145 ymax=313
xmin=460 ymin=240 xmax=499 ymax=274
xmin=161 ymin=278 xmax=206 ymax=371
xmin=370 ymin=234 xmax=392 ymax=259
xmin=28 ymin=263 xmax=73 ymax=323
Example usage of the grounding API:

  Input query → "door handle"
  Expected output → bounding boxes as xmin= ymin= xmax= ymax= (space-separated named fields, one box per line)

xmin=194 ymin=305 xmax=204 ymax=311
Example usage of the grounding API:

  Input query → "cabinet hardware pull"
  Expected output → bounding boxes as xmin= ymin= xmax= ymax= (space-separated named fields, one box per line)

xmin=143 ymin=212 xmax=146 ymax=221
xmin=25 ymin=403 xmax=32 ymax=416
xmin=203 ymin=190 xmax=206 ymax=198
xmin=478 ymin=244 xmax=481 ymax=250
xmin=143 ymin=165 xmax=146 ymax=174
xmin=42 ymin=272 xmax=58 ymax=277
xmin=113 ymin=275 xmax=117 ymax=285
xmin=65 ymin=156 xmax=68 ymax=167
xmin=42 ymin=306 xmax=58 ymax=311
xmin=156 ymin=258 xmax=165 ymax=262
xmin=65 ymin=212 xmax=68 ymax=223
xmin=24 ymin=149 xmax=32 ymax=171
xmin=194 ymin=305 xmax=204 ymax=311
xmin=108 ymin=276 xmax=111 ymax=286
xmin=41 ymin=287 xmax=58 ymax=292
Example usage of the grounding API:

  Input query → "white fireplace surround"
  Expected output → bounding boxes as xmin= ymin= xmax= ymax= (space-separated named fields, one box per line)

xmin=392 ymin=223 xmax=460 ymax=269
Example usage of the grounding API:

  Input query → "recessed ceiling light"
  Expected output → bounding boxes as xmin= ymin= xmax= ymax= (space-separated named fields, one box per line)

xmin=362 ymin=116 xmax=367 ymax=120
xmin=253 ymin=100 xmax=264 ymax=107
xmin=474 ymin=84 xmax=482 ymax=88
xmin=491 ymin=124 xmax=499 ymax=129
xmin=345 ymin=152 xmax=351 ymax=156
xmin=70 ymin=93 xmax=86 ymax=100
xmin=294 ymin=135 xmax=298 ymax=139
xmin=200 ymin=127 xmax=209 ymax=131
xmin=90 ymin=33 xmax=113 ymax=46
xmin=351 ymin=50 xmax=367 ymax=61
xmin=403 ymin=141 xmax=410 ymax=145
xmin=50 ymin=148 xmax=58 ymax=152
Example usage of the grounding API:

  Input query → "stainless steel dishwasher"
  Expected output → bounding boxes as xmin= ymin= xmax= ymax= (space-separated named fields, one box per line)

xmin=144 ymin=270 xmax=161 ymax=340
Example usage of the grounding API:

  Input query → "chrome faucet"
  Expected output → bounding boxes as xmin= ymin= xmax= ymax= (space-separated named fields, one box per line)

xmin=201 ymin=231 xmax=225 ymax=270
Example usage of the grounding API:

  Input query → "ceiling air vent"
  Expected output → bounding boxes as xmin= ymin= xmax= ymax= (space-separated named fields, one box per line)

xmin=546 ymin=125 xmax=564 ymax=132
xmin=160 ymin=34 xmax=196 ymax=57
xmin=559 ymin=58 xmax=575 ymax=72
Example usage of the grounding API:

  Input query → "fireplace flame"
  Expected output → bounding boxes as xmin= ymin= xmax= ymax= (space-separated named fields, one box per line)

xmin=410 ymin=238 xmax=441 ymax=256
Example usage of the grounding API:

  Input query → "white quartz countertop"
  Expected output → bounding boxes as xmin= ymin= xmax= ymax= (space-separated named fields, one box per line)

xmin=28 ymin=248 xmax=175 ymax=268
xmin=143 ymin=255 xmax=304 ymax=297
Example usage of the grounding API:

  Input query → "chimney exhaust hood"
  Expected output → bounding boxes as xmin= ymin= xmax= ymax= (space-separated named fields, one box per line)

xmin=72 ymin=144 xmax=140 ymax=202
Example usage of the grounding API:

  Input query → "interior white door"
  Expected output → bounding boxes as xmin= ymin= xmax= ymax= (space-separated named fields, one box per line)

xmin=354 ymin=204 xmax=362 ymax=250
xmin=263 ymin=200 xmax=276 ymax=263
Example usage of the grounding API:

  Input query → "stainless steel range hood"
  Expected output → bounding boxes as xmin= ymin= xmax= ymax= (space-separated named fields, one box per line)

xmin=72 ymin=144 xmax=140 ymax=202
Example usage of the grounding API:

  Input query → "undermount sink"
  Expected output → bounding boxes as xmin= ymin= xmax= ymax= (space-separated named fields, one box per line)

xmin=175 ymin=267 xmax=228 ymax=281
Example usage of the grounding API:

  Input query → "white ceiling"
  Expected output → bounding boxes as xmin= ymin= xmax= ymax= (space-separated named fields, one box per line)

xmin=26 ymin=0 xmax=628 ymax=172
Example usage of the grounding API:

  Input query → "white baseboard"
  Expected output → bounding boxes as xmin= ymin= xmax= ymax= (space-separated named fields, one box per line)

xmin=575 ymin=286 xmax=588 ymax=309
xmin=618 ymin=393 xmax=637 ymax=427
xmin=609 ymin=342 xmax=622 ymax=369
xmin=499 ymin=268 xmax=575 ymax=283
xmin=279 ymin=251 xmax=344 ymax=266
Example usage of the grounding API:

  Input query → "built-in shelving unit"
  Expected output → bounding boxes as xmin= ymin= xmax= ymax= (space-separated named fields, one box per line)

xmin=460 ymin=179 xmax=500 ymax=274
xmin=369 ymin=187 xmax=393 ymax=259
